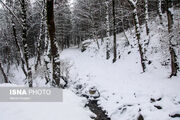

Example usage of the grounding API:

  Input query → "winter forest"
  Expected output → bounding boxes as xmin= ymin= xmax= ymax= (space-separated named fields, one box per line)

xmin=0 ymin=0 xmax=180 ymax=120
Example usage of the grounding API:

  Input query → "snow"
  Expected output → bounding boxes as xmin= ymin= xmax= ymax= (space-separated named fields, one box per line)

xmin=0 ymin=5 xmax=180 ymax=120
xmin=0 ymin=83 xmax=23 ymax=87
xmin=60 ymin=14 xmax=180 ymax=119
xmin=0 ymin=84 xmax=92 ymax=120
xmin=61 ymin=46 xmax=180 ymax=120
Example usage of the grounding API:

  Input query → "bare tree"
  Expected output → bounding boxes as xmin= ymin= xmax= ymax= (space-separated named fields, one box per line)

xmin=128 ymin=0 xmax=146 ymax=72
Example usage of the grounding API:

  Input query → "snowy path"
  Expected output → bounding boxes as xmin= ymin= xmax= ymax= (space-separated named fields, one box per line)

xmin=0 ymin=89 xmax=92 ymax=120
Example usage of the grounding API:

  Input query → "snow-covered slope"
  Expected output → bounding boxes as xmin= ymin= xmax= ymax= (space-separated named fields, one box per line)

xmin=61 ymin=14 xmax=180 ymax=120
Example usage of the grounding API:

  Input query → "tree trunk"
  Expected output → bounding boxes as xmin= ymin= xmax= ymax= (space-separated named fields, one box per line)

xmin=112 ymin=0 xmax=117 ymax=63
xmin=0 ymin=62 xmax=8 ymax=83
xmin=12 ymin=19 xmax=27 ymax=77
xmin=44 ymin=0 xmax=51 ymax=84
xmin=166 ymin=0 xmax=178 ymax=77
xmin=21 ymin=0 xmax=32 ymax=87
xmin=46 ymin=0 xmax=61 ymax=87
xmin=4 ymin=0 xmax=27 ymax=78
xmin=35 ymin=2 xmax=45 ymax=70
xmin=144 ymin=0 xmax=149 ymax=36
xmin=106 ymin=1 xmax=110 ymax=60
xmin=131 ymin=1 xmax=146 ymax=72
xmin=101 ymin=32 xmax=104 ymax=45
xmin=122 ymin=4 xmax=130 ymax=46
xmin=157 ymin=0 xmax=163 ymax=25
xmin=94 ymin=33 xmax=100 ymax=49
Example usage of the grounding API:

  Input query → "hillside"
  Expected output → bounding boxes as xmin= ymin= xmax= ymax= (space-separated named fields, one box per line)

xmin=60 ymin=11 xmax=180 ymax=120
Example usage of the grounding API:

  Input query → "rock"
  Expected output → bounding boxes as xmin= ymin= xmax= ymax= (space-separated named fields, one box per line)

xmin=88 ymin=87 xmax=100 ymax=99
xmin=150 ymin=98 xmax=156 ymax=103
xmin=148 ymin=60 xmax=152 ymax=65
xmin=81 ymin=41 xmax=91 ymax=52
xmin=76 ymin=84 xmax=82 ymax=90
xmin=137 ymin=114 xmax=144 ymax=120
xmin=154 ymin=105 xmax=162 ymax=109
xmin=150 ymin=97 xmax=162 ymax=103
xmin=170 ymin=114 xmax=180 ymax=118
xmin=156 ymin=98 xmax=162 ymax=101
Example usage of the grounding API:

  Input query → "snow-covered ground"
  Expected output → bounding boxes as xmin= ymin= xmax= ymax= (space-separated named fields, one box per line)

xmin=0 ymin=86 xmax=92 ymax=120
xmin=60 ymin=14 xmax=180 ymax=119
xmin=61 ymin=46 xmax=180 ymax=120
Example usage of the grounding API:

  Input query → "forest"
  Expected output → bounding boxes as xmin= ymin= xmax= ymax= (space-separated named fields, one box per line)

xmin=0 ymin=0 xmax=180 ymax=120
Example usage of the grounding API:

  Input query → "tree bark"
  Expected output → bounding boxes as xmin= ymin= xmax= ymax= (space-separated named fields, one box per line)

xmin=112 ymin=0 xmax=117 ymax=63
xmin=21 ymin=0 xmax=33 ymax=87
xmin=106 ymin=1 xmax=110 ymax=60
xmin=166 ymin=0 xmax=178 ymax=77
xmin=122 ymin=3 xmax=130 ymax=46
xmin=144 ymin=0 xmax=149 ymax=36
xmin=0 ymin=62 xmax=8 ymax=83
xmin=35 ymin=1 xmax=45 ymax=70
xmin=157 ymin=0 xmax=163 ymax=25
xmin=12 ymin=19 xmax=27 ymax=77
xmin=46 ymin=0 xmax=61 ymax=87
xmin=129 ymin=0 xmax=146 ymax=72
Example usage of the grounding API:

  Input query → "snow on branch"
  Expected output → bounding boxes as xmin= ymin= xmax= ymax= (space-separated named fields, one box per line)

xmin=0 ymin=0 xmax=23 ymax=28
